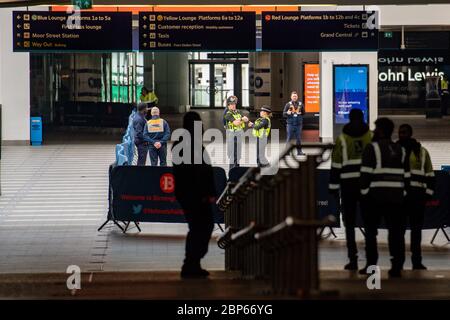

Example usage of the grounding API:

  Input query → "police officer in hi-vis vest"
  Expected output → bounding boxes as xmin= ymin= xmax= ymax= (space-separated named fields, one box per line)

xmin=329 ymin=109 xmax=372 ymax=271
xmin=397 ymin=124 xmax=435 ymax=270
xmin=359 ymin=117 xmax=410 ymax=278
xmin=249 ymin=106 xmax=272 ymax=167
xmin=224 ymin=95 xmax=250 ymax=170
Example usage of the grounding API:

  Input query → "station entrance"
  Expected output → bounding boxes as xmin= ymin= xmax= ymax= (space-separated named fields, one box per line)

xmin=30 ymin=51 xmax=323 ymax=140
xmin=189 ymin=54 xmax=249 ymax=108
xmin=1 ymin=4 xmax=449 ymax=302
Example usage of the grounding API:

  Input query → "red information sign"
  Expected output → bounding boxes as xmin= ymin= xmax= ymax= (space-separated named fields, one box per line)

xmin=304 ymin=63 xmax=320 ymax=113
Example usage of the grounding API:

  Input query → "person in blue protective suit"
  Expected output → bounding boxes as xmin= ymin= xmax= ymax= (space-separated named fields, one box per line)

xmin=283 ymin=91 xmax=305 ymax=156
xmin=143 ymin=107 xmax=171 ymax=166
xmin=132 ymin=103 xmax=149 ymax=166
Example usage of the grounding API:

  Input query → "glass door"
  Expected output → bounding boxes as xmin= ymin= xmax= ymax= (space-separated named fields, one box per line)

xmin=213 ymin=63 xmax=234 ymax=108
xmin=190 ymin=63 xmax=210 ymax=107
xmin=189 ymin=60 xmax=248 ymax=108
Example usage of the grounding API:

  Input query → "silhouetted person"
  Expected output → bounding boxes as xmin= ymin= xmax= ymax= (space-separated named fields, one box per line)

xmin=359 ymin=118 xmax=409 ymax=278
xmin=172 ymin=111 xmax=215 ymax=278
xmin=397 ymin=124 xmax=435 ymax=270
xmin=329 ymin=109 xmax=372 ymax=270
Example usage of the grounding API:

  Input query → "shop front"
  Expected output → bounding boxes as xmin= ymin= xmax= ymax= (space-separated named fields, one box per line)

xmin=378 ymin=31 xmax=450 ymax=114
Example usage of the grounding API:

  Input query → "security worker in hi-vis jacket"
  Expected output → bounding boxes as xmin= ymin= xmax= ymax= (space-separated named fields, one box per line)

xmin=283 ymin=91 xmax=305 ymax=156
xmin=359 ymin=117 xmax=410 ymax=278
xmin=224 ymin=95 xmax=250 ymax=170
xmin=329 ymin=109 xmax=372 ymax=271
xmin=140 ymin=86 xmax=159 ymax=107
xmin=143 ymin=107 xmax=171 ymax=166
xmin=397 ymin=124 xmax=435 ymax=270
xmin=249 ymin=106 xmax=272 ymax=167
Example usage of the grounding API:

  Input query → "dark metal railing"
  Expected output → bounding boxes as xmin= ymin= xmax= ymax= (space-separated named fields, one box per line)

xmin=216 ymin=142 xmax=334 ymax=296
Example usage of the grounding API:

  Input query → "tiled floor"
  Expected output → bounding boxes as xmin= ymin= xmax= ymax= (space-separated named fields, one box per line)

xmin=0 ymin=115 xmax=449 ymax=274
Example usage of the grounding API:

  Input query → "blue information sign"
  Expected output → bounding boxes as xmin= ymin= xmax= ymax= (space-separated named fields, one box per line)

xmin=13 ymin=11 xmax=132 ymax=52
xmin=139 ymin=12 xmax=256 ymax=51
xmin=333 ymin=65 xmax=369 ymax=125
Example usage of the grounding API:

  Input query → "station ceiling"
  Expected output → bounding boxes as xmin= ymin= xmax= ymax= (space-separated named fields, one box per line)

xmin=2 ymin=0 xmax=450 ymax=8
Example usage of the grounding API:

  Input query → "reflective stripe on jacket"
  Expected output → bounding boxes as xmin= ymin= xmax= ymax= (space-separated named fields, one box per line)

xmin=409 ymin=146 xmax=435 ymax=196
xmin=360 ymin=140 xmax=409 ymax=204
xmin=329 ymin=130 xmax=372 ymax=191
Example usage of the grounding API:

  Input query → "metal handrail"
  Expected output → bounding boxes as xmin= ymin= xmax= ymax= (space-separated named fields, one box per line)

xmin=254 ymin=215 xmax=336 ymax=241
xmin=217 ymin=142 xmax=334 ymax=210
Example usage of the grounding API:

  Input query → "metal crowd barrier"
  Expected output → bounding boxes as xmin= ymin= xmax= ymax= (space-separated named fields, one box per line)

xmin=216 ymin=143 xmax=335 ymax=297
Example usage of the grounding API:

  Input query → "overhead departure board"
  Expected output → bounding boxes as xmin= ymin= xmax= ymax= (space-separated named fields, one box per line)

xmin=13 ymin=11 xmax=132 ymax=52
xmin=262 ymin=11 xmax=379 ymax=51
xmin=139 ymin=12 xmax=256 ymax=51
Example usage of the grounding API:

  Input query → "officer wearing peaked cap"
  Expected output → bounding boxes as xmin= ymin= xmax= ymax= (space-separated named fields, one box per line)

xmin=249 ymin=106 xmax=272 ymax=167
xmin=223 ymin=95 xmax=250 ymax=170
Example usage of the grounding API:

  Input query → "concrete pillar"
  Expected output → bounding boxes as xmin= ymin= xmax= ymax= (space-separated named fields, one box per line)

xmin=153 ymin=52 xmax=189 ymax=109
xmin=70 ymin=54 xmax=102 ymax=102
xmin=143 ymin=52 xmax=153 ymax=90
xmin=252 ymin=52 xmax=271 ymax=110
xmin=284 ymin=52 xmax=319 ymax=104
xmin=248 ymin=53 xmax=255 ymax=109
xmin=0 ymin=8 xmax=30 ymax=144
xmin=251 ymin=52 xmax=320 ymax=112
xmin=270 ymin=53 xmax=284 ymax=112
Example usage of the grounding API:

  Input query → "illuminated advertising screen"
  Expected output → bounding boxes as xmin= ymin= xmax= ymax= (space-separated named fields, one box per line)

xmin=333 ymin=65 xmax=369 ymax=124
xmin=304 ymin=63 xmax=320 ymax=113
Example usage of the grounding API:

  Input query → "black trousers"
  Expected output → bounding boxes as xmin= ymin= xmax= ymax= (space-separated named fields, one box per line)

xmin=341 ymin=187 xmax=360 ymax=260
xmin=182 ymin=204 xmax=214 ymax=268
xmin=405 ymin=196 xmax=426 ymax=265
xmin=361 ymin=201 xmax=406 ymax=270
xmin=441 ymin=92 xmax=449 ymax=115
xmin=135 ymin=142 xmax=147 ymax=166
